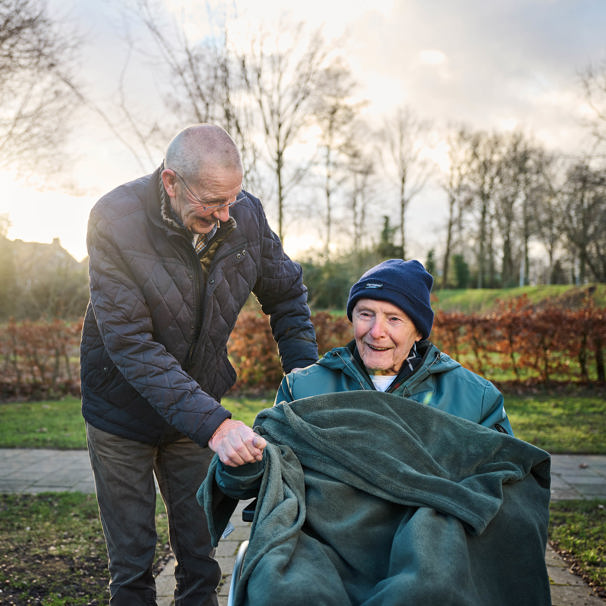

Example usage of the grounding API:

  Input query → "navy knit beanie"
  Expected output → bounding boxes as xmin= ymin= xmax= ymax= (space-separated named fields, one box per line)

xmin=346 ymin=259 xmax=434 ymax=339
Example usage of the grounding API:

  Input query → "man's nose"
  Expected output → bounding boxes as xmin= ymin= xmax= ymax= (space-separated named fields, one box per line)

xmin=212 ymin=205 xmax=231 ymax=222
xmin=369 ymin=318 xmax=386 ymax=337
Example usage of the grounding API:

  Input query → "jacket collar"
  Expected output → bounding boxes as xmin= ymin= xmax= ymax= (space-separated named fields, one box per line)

xmin=319 ymin=340 xmax=440 ymax=392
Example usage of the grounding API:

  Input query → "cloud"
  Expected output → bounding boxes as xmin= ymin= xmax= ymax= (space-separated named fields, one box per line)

xmin=418 ymin=49 xmax=448 ymax=66
xmin=338 ymin=0 xmax=605 ymax=155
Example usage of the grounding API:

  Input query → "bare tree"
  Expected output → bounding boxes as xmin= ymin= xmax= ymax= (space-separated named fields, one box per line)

xmin=440 ymin=126 xmax=473 ymax=289
xmin=580 ymin=60 xmax=606 ymax=152
xmin=239 ymin=23 xmax=334 ymax=241
xmin=312 ymin=58 xmax=365 ymax=261
xmin=0 ymin=0 xmax=81 ymax=176
xmin=493 ymin=132 xmax=531 ymax=287
xmin=77 ymin=0 xmax=261 ymax=188
xmin=561 ymin=161 xmax=606 ymax=283
xmin=516 ymin=142 xmax=557 ymax=286
xmin=88 ymin=9 xmax=346 ymax=244
xmin=344 ymin=142 xmax=377 ymax=268
xmin=133 ymin=1 xmax=260 ymax=180
xmin=379 ymin=107 xmax=433 ymax=259
xmin=466 ymin=131 xmax=503 ymax=288
xmin=534 ymin=154 xmax=567 ymax=283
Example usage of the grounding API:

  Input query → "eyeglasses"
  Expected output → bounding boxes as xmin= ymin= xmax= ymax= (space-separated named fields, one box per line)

xmin=171 ymin=169 xmax=245 ymax=212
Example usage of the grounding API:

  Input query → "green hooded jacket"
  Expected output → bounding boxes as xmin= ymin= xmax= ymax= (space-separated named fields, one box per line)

xmin=276 ymin=340 xmax=513 ymax=435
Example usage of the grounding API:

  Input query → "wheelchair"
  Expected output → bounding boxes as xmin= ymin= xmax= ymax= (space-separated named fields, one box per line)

xmin=226 ymin=499 xmax=255 ymax=606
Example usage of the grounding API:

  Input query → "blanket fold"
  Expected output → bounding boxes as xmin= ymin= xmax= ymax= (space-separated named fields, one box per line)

xmin=200 ymin=391 xmax=551 ymax=606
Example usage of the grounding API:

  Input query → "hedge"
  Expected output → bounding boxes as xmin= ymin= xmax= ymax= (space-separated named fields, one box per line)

xmin=1 ymin=298 xmax=604 ymax=401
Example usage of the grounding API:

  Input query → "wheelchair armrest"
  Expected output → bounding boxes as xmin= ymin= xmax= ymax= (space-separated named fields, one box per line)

xmin=242 ymin=498 xmax=257 ymax=523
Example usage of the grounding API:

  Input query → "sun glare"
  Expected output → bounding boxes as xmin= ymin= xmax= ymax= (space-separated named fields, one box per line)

xmin=0 ymin=175 xmax=93 ymax=262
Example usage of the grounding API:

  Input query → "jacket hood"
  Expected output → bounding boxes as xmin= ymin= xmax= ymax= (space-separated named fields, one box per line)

xmin=318 ymin=340 xmax=461 ymax=385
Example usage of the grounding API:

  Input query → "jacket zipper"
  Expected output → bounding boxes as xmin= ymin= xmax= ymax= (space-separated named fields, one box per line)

xmin=183 ymin=242 xmax=203 ymax=370
xmin=334 ymin=351 xmax=375 ymax=390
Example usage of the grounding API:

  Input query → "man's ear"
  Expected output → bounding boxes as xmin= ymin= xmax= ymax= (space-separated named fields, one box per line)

xmin=161 ymin=169 xmax=177 ymax=197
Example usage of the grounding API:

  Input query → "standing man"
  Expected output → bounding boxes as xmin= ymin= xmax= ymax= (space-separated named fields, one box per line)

xmin=80 ymin=124 xmax=317 ymax=605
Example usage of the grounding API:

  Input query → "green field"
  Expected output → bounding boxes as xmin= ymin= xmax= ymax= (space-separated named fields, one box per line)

xmin=1 ymin=392 xmax=604 ymax=454
xmin=430 ymin=283 xmax=606 ymax=313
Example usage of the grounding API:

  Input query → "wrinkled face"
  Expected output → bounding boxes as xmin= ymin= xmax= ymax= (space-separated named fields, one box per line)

xmin=163 ymin=166 xmax=243 ymax=234
xmin=352 ymin=298 xmax=422 ymax=375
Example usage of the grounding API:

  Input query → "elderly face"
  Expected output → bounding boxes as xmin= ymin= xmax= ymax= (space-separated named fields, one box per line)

xmin=163 ymin=166 xmax=243 ymax=234
xmin=352 ymin=298 xmax=422 ymax=375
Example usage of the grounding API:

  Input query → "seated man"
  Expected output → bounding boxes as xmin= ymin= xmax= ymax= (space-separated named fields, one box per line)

xmin=276 ymin=258 xmax=513 ymax=434
xmin=199 ymin=260 xmax=551 ymax=606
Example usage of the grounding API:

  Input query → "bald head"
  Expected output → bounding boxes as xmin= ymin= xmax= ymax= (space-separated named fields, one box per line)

xmin=165 ymin=124 xmax=242 ymax=180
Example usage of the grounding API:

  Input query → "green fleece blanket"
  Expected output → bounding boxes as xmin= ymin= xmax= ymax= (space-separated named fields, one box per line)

xmin=200 ymin=391 xmax=551 ymax=606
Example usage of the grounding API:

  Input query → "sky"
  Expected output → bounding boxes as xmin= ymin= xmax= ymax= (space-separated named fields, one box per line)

xmin=1 ymin=0 xmax=605 ymax=262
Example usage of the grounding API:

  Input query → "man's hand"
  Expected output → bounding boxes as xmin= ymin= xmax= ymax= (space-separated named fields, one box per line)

xmin=208 ymin=419 xmax=267 ymax=467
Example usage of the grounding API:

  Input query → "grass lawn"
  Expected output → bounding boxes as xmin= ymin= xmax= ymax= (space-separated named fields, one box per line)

xmin=0 ymin=492 xmax=170 ymax=605
xmin=0 ymin=398 xmax=87 ymax=449
xmin=432 ymin=283 xmax=606 ymax=313
xmin=1 ymin=392 xmax=605 ymax=454
xmin=549 ymin=499 xmax=606 ymax=598
xmin=504 ymin=391 xmax=606 ymax=453
xmin=0 ymin=395 xmax=274 ymax=450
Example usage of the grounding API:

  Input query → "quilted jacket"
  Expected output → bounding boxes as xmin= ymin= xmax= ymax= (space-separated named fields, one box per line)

xmin=275 ymin=340 xmax=513 ymax=434
xmin=80 ymin=166 xmax=318 ymax=447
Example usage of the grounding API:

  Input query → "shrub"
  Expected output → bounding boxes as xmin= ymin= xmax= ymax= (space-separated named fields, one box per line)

xmin=1 ymin=299 xmax=604 ymax=402
xmin=0 ymin=318 xmax=82 ymax=401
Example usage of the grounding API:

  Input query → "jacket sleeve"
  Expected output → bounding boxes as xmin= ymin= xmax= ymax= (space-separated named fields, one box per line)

xmin=214 ymin=457 xmax=266 ymax=500
xmin=251 ymin=203 xmax=318 ymax=373
xmin=480 ymin=386 xmax=514 ymax=436
xmin=274 ymin=374 xmax=295 ymax=405
xmin=86 ymin=203 xmax=231 ymax=445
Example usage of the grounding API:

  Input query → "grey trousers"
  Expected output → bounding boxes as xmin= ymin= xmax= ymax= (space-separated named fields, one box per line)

xmin=86 ymin=423 xmax=220 ymax=606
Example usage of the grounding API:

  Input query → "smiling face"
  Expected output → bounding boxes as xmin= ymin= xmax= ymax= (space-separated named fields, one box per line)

xmin=352 ymin=298 xmax=422 ymax=375
xmin=162 ymin=165 xmax=243 ymax=235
